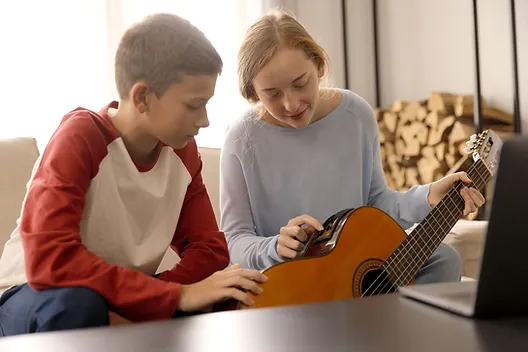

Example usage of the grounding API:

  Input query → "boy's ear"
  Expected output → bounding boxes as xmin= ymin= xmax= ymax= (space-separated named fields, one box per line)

xmin=131 ymin=82 xmax=151 ymax=113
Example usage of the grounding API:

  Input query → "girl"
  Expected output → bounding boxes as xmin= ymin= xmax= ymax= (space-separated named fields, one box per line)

xmin=219 ymin=10 xmax=485 ymax=284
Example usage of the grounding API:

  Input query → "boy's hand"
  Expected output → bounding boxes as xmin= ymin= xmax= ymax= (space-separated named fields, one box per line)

xmin=178 ymin=264 xmax=267 ymax=312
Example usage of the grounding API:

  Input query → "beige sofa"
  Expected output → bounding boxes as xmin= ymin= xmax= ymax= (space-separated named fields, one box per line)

xmin=0 ymin=137 xmax=487 ymax=287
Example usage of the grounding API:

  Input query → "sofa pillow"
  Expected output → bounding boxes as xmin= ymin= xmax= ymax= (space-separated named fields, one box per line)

xmin=0 ymin=137 xmax=39 ymax=249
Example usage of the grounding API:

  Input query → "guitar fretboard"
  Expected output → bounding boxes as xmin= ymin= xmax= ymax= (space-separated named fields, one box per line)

xmin=382 ymin=158 xmax=491 ymax=286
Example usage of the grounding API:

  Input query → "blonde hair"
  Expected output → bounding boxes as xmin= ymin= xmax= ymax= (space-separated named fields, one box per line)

xmin=237 ymin=10 xmax=331 ymax=105
xmin=115 ymin=13 xmax=223 ymax=100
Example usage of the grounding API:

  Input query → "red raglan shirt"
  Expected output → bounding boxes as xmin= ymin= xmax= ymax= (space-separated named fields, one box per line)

xmin=0 ymin=102 xmax=230 ymax=322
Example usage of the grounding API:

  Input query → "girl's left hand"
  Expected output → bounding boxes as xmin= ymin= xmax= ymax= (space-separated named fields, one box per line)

xmin=428 ymin=172 xmax=486 ymax=216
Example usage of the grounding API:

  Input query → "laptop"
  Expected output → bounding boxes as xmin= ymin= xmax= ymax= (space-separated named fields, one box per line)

xmin=398 ymin=134 xmax=528 ymax=318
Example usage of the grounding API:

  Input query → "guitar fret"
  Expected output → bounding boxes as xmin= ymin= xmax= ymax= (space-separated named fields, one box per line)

xmin=383 ymin=158 xmax=492 ymax=285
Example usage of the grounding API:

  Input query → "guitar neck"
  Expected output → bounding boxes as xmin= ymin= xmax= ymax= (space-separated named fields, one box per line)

xmin=383 ymin=158 xmax=491 ymax=286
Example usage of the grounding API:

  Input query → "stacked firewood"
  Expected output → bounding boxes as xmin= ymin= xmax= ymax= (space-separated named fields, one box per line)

xmin=376 ymin=91 xmax=514 ymax=193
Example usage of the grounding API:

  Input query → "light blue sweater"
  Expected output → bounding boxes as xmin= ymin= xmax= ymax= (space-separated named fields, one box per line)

xmin=219 ymin=89 xmax=432 ymax=271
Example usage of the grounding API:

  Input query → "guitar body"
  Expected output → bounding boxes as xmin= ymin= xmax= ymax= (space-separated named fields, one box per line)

xmin=239 ymin=206 xmax=411 ymax=310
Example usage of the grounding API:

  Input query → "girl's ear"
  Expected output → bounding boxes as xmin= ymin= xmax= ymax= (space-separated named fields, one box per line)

xmin=317 ymin=60 xmax=325 ymax=79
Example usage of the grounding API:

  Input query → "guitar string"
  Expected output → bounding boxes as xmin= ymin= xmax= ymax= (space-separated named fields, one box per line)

xmin=360 ymin=181 xmax=469 ymax=296
xmin=359 ymin=178 xmax=470 ymax=296
xmin=367 ymin=161 xmax=488 ymax=296
xmin=392 ymin=163 xmax=484 ymax=282
xmin=390 ymin=161 xmax=489 ymax=286
xmin=362 ymin=163 xmax=485 ymax=296
xmin=375 ymin=161 xmax=488 ymax=294
xmin=397 ymin=162 xmax=485 ymax=284
xmin=359 ymin=178 xmax=469 ymax=297
xmin=360 ymin=160 xmax=488 ymax=297
xmin=383 ymin=134 xmax=493 ymax=285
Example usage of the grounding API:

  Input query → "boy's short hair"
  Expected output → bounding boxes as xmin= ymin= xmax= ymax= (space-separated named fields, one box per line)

xmin=115 ymin=13 xmax=223 ymax=100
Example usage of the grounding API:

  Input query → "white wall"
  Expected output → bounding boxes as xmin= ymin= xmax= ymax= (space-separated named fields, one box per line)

xmin=296 ymin=0 xmax=346 ymax=89
xmin=293 ymin=0 xmax=527 ymax=133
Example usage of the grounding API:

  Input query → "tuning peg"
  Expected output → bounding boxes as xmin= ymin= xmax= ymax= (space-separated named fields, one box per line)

xmin=466 ymin=140 xmax=474 ymax=147
xmin=470 ymin=134 xmax=477 ymax=142
xmin=463 ymin=147 xmax=472 ymax=154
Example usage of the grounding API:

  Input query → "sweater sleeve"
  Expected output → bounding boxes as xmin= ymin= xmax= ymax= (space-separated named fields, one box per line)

xmin=157 ymin=142 xmax=230 ymax=284
xmin=20 ymin=115 xmax=181 ymax=322
xmin=365 ymin=106 xmax=433 ymax=229
xmin=219 ymin=131 xmax=283 ymax=271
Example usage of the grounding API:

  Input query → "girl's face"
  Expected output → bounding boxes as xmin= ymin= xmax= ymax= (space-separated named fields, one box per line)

xmin=253 ymin=48 xmax=322 ymax=129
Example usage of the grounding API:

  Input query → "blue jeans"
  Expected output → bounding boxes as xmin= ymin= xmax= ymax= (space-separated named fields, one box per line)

xmin=0 ymin=284 xmax=109 ymax=336
xmin=0 ymin=284 xmax=202 ymax=337
xmin=414 ymin=242 xmax=462 ymax=284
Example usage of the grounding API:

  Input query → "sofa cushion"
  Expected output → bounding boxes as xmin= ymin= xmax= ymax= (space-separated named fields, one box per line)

xmin=443 ymin=220 xmax=487 ymax=280
xmin=0 ymin=137 xmax=39 ymax=250
xmin=406 ymin=219 xmax=487 ymax=280
xmin=157 ymin=147 xmax=221 ymax=273
xmin=199 ymin=147 xmax=221 ymax=225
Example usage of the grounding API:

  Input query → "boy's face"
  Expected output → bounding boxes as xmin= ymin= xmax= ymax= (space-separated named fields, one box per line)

xmin=141 ymin=74 xmax=217 ymax=149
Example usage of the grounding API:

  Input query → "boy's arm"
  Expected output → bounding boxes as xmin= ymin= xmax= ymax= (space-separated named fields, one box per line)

xmin=21 ymin=115 xmax=181 ymax=323
xmin=157 ymin=144 xmax=230 ymax=284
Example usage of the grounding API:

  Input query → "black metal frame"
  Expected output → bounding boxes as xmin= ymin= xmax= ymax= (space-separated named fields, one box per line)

xmin=343 ymin=0 xmax=522 ymax=134
xmin=341 ymin=0 xmax=350 ymax=89
xmin=372 ymin=0 xmax=381 ymax=108
xmin=471 ymin=0 xmax=484 ymax=133
xmin=510 ymin=0 xmax=522 ymax=133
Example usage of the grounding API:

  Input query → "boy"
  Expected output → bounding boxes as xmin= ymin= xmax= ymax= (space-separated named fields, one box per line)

xmin=0 ymin=13 xmax=266 ymax=336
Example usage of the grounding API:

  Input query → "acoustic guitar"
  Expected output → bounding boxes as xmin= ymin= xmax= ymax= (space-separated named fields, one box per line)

xmin=231 ymin=129 xmax=503 ymax=310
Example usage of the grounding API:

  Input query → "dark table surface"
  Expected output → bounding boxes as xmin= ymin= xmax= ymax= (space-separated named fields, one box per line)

xmin=1 ymin=293 xmax=527 ymax=352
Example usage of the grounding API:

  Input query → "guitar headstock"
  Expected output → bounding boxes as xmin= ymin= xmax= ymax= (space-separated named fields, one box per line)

xmin=463 ymin=129 xmax=503 ymax=176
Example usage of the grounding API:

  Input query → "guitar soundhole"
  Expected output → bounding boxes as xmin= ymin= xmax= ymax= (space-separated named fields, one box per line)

xmin=353 ymin=259 xmax=398 ymax=297
xmin=360 ymin=269 xmax=397 ymax=297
